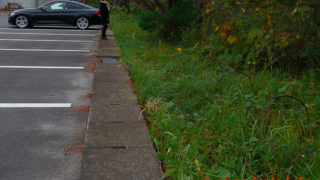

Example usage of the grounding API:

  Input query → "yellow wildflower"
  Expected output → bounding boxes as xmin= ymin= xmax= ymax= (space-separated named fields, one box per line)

xmin=212 ymin=23 xmax=220 ymax=32
xmin=227 ymin=35 xmax=238 ymax=44
xmin=195 ymin=158 xmax=201 ymax=171
xmin=215 ymin=26 xmax=220 ymax=32
xmin=219 ymin=31 xmax=226 ymax=38
xmin=211 ymin=163 xmax=217 ymax=169
xmin=176 ymin=48 xmax=183 ymax=52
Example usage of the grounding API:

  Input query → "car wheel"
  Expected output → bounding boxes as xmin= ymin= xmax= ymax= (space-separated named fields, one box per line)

xmin=76 ymin=17 xmax=90 ymax=30
xmin=15 ymin=15 xmax=29 ymax=28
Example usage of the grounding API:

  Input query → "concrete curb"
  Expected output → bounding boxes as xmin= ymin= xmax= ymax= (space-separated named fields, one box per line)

xmin=80 ymin=30 xmax=162 ymax=179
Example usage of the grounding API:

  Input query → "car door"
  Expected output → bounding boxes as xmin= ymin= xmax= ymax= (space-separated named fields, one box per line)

xmin=35 ymin=1 xmax=66 ymax=24
xmin=61 ymin=2 xmax=89 ymax=25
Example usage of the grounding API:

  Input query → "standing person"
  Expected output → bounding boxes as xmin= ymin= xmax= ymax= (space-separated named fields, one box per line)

xmin=100 ymin=0 xmax=109 ymax=40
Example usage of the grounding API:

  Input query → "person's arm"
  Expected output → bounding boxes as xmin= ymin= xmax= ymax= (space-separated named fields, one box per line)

xmin=106 ymin=6 xmax=109 ymax=23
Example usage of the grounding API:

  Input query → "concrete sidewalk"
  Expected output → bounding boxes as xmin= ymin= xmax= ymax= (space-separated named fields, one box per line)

xmin=80 ymin=31 xmax=162 ymax=179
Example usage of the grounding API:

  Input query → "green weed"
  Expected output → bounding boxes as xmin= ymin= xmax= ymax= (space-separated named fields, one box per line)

xmin=110 ymin=10 xmax=320 ymax=179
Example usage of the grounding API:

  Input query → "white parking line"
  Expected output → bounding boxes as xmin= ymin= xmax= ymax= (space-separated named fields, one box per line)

xmin=0 ymin=32 xmax=96 ymax=36
xmin=0 ymin=48 xmax=90 ymax=52
xmin=0 ymin=27 xmax=99 ymax=32
xmin=0 ymin=39 xmax=91 ymax=43
xmin=0 ymin=103 xmax=72 ymax=108
xmin=0 ymin=66 xmax=84 ymax=69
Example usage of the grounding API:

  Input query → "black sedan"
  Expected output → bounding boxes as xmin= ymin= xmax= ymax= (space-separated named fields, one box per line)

xmin=8 ymin=0 xmax=101 ymax=29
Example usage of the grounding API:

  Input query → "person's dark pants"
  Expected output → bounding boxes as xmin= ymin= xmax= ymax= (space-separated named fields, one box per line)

xmin=102 ymin=24 xmax=108 ymax=37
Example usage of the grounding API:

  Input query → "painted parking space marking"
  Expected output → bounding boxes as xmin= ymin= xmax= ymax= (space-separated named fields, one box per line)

xmin=0 ymin=32 xmax=96 ymax=36
xmin=0 ymin=39 xmax=91 ymax=43
xmin=0 ymin=66 xmax=84 ymax=69
xmin=0 ymin=48 xmax=90 ymax=52
xmin=0 ymin=103 xmax=72 ymax=108
xmin=0 ymin=27 xmax=99 ymax=32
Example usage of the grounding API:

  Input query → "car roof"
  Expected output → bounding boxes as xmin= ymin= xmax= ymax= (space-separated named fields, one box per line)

xmin=42 ymin=0 xmax=94 ymax=9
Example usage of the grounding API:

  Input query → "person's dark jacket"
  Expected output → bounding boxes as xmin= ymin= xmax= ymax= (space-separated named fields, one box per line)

xmin=99 ymin=2 xmax=109 ymax=24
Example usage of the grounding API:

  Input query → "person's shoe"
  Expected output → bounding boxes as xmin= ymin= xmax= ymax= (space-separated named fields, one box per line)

xmin=101 ymin=36 xmax=106 ymax=40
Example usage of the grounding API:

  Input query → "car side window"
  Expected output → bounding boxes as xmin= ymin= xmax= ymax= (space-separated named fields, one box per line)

xmin=41 ymin=2 xmax=52 ymax=9
xmin=66 ymin=2 xmax=87 ymax=9
xmin=48 ymin=2 xmax=66 ymax=10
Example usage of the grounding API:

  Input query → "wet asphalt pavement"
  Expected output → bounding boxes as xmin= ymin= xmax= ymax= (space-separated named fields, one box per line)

xmin=0 ymin=13 xmax=98 ymax=180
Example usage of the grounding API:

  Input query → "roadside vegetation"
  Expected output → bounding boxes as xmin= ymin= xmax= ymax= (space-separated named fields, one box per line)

xmin=93 ymin=0 xmax=320 ymax=179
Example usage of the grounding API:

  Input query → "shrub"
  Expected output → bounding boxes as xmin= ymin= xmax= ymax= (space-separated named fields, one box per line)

xmin=138 ymin=11 xmax=161 ymax=31
xmin=199 ymin=0 xmax=320 ymax=71
xmin=84 ymin=0 xmax=99 ymax=8
xmin=137 ymin=0 xmax=199 ymax=40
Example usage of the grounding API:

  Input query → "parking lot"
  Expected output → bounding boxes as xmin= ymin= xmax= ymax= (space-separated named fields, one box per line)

xmin=0 ymin=14 xmax=98 ymax=180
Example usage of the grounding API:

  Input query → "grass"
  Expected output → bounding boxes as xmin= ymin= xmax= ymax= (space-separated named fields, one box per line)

xmin=110 ymin=10 xmax=320 ymax=179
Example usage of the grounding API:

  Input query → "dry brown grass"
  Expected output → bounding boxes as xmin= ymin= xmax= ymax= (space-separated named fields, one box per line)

xmin=84 ymin=62 xmax=96 ymax=74
xmin=85 ymin=92 xmax=96 ymax=98
xmin=87 ymin=54 xmax=102 ymax=63
xmin=71 ymin=105 xmax=90 ymax=112
xmin=64 ymin=142 xmax=84 ymax=155
xmin=0 ymin=10 xmax=11 ymax=15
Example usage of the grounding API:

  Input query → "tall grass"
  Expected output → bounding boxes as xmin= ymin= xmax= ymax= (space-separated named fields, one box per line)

xmin=110 ymin=10 xmax=320 ymax=179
